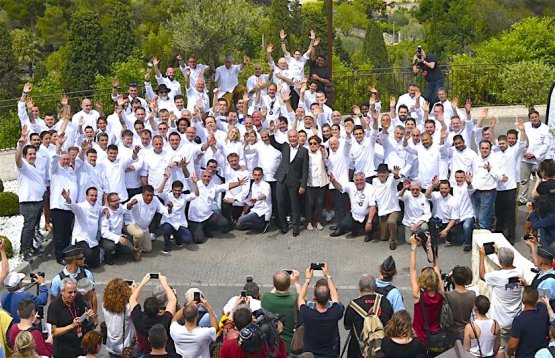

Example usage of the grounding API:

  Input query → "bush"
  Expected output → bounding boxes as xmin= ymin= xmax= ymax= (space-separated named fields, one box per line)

xmin=0 ymin=236 xmax=15 ymax=259
xmin=0 ymin=192 xmax=19 ymax=217
xmin=496 ymin=61 xmax=555 ymax=107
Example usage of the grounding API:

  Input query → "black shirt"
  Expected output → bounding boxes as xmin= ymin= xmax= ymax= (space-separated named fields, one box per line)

xmin=537 ymin=179 xmax=555 ymax=196
xmin=300 ymin=302 xmax=344 ymax=358
xmin=47 ymin=294 xmax=88 ymax=358
xmin=416 ymin=54 xmax=443 ymax=82
xmin=131 ymin=304 xmax=175 ymax=354
xmin=144 ymin=353 xmax=180 ymax=358
xmin=308 ymin=60 xmax=331 ymax=93
xmin=344 ymin=294 xmax=394 ymax=358
xmin=381 ymin=337 xmax=427 ymax=358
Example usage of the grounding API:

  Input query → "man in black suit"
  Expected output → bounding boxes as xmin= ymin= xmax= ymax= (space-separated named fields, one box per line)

xmin=269 ymin=128 xmax=308 ymax=236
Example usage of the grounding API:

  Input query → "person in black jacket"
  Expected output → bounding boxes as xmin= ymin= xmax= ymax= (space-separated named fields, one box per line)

xmin=269 ymin=128 xmax=308 ymax=236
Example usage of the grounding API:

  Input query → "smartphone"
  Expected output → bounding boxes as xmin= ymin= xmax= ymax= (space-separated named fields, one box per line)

xmin=78 ymin=312 xmax=88 ymax=323
xmin=240 ymin=290 xmax=247 ymax=298
xmin=193 ymin=291 xmax=201 ymax=303
xmin=283 ymin=269 xmax=293 ymax=275
xmin=125 ymin=280 xmax=134 ymax=286
xmin=150 ymin=273 xmax=159 ymax=279
xmin=483 ymin=242 xmax=495 ymax=255
xmin=311 ymin=263 xmax=323 ymax=270
xmin=508 ymin=277 xmax=519 ymax=285
xmin=37 ymin=306 xmax=44 ymax=319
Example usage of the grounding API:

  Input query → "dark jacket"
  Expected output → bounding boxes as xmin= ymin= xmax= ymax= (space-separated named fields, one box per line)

xmin=269 ymin=135 xmax=308 ymax=188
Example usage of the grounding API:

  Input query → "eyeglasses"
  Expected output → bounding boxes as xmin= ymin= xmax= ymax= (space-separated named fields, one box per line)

xmin=309 ymin=142 xmax=318 ymax=145
xmin=159 ymin=91 xmax=168 ymax=94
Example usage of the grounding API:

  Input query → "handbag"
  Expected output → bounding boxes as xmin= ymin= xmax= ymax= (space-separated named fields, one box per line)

xmin=419 ymin=291 xmax=453 ymax=357
xmin=121 ymin=309 xmax=136 ymax=358
xmin=290 ymin=307 xmax=304 ymax=354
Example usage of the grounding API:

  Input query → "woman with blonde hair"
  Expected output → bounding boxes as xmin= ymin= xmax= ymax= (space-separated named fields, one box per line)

xmin=11 ymin=331 xmax=39 ymax=358
xmin=102 ymin=278 xmax=136 ymax=357
xmin=222 ymin=126 xmax=244 ymax=164
xmin=243 ymin=129 xmax=259 ymax=173
xmin=409 ymin=234 xmax=445 ymax=347
xmin=381 ymin=310 xmax=426 ymax=357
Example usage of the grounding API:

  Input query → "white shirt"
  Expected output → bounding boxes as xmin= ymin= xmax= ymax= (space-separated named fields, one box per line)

xmin=247 ymin=74 xmax=270 ymax=98
xmin=103 ymin=156 xmax=135 ymax=202
xmin=350 ymin=130 xmax=379 ymax=178
xmin=223 ymin=167 xmax=250 ymax=207
xmin=372 ymin=175 xmax=401 ymax=216
xmin=222 ymin=296 xmax=262 ymax=315
xmin=440 ymin=145 xmax=477 ymax=184
xmin=396 ymin=93 xmax=425 ymax=119
xmin=72 ymin=109 xmax=100 ymax=131
xmin=35 ymin=146 xmax=50 ymax=185
xmin=77 ymin=161 xmax=108 ymax=202
xmin=180 ymin=63 xmax=209 ymax=92
xmin=140 ymin=149 xmax=172 ymax=192
xmin=128 ymin=194 xmax=167 ymax=230
xmin=400 ymin=191 xmax=431 ymax=227
xmin=66 ymin=200 xmax=102 ymax=248
xmin=429 ymin=192 xmax=458 ymax=224
xmin=102 ymin=304 xmax=136 ymax=355
xmin=189 ymin=181 xmax=230 ymax=222
xmin=341 ymin=183 xmax=377 ymax=222
xmin=405 ymin=142 xmax=440 ymax=188
xmin=285 ymin=52 xmax=309 ymax=81
xmin=484 ymin=268 xmax=524 ymax=328
xmin=158 ymin=191 xmax=196 ymax=229
xmin=118 ymin=144 xmax=144 ymax=190
xmin=326 ymin=141 xmax=351 ymax=189
xmin=101 ymin=205 xmax=132 ymax=243
xmin=186 ymin=87 xmax=210 ymax=113
xmin=214 ymin=64 xmax=242 ymax=98
xmin=289 ymin=144 xmax=299 ymax=163
xmin=50 ymin=158 xmax=79 ymax=210
xmin=523 ymin=122 xmax=551 ymax=164
xmin=307 ymin=150 xmax=328 ymax=187
xmin=155 ymin=74 xmax=181 ymax=102
xmin=247 ymin=180 xmax=272 ymax=220
xmin=471 ymin=155 xmax=502 ymax=190
xmin=452 ymin=183 xmax=475 ymax=221
xmin=251 ymin=142 xmax=281 ymax=182
xmin=170 ymin=322 xmax=216 ymax=358
xmin=494 ymin=142 xmax=527 ymax=191
xmin=17 ymin=159 xmax=46 ymax=202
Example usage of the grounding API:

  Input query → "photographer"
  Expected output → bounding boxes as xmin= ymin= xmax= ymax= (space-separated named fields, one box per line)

xmin=7 ymin=299 xmax=52 ymax=357
xmin=478 ymin=245 xmax=524 ymax=353
xmin=220 ymin=307 xmax=287 ymax=358
xmin=445 ymin=266 xmax=475 ymax=342
xmin=412 ymin=46 xmax=444 ymax=103
xmin=526 ymin=196 xmax=555 ymax=247
xmin=170 ymin=297 xmax=217 ymax=357
xmin=2 ymin=272 xmax=48 ymax=323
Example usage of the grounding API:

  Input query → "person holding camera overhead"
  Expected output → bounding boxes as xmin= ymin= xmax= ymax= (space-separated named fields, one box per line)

xmin=412 ymin=46 xmax=444 ymax=104
xmin=2 ymin=271 xmax=48 ymax=323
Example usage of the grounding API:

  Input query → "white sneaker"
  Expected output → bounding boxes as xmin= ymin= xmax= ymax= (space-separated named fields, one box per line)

xmin=150 ymin=233 xmax=157 ymax=241
xmin=307 ymin=223 xmax=314 ymax=231
xmin=316 ymin=223 xmax=324 ymax=231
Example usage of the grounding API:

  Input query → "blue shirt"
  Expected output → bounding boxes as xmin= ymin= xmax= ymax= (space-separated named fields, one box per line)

xmin=376 ymin=278 xmax=406 ymax=312
xmin=1 ymin=285 xmax=49 ymax=323
xmin=50 ymin=267 xmax=95 ymax=296
xmin=534 ymin=341 xmax=555 ymax=358
xmin=510 ymin=303 xmax=549 ymax=358
xmin=536 ymin=269 xmax=555 ymax=301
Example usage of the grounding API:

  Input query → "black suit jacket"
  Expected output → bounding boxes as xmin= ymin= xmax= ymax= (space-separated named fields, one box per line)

xmin=269 ymin=134 xmax=308 ymax=188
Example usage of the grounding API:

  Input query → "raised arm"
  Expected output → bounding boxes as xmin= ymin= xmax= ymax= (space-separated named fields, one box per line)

xmin=279 ymin=30 xmax=289 ymax=56
xmin=129 ymin=273 xmax=150 ymax=311
xmin=15 ymin=126 xmax=29 ymax=168
xmin=159 ymin=274 xmax=177 ymax=315
xmin=322 ymin=262 xmax=339 ymax=303
xmin=409 ymin=235 xmax=420 ymax=302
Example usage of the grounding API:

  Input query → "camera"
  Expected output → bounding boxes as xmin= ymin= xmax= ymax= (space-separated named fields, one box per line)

xmin=311 ymin=263 xmax=324 ymax=270
xmin=238 ymin=309 xmax=282 ymax=354
xmin=30 ymin=272 xmax=45 ymax=281
xmin=415 ymin=230 xmax=428 ymax=244
xmin=441 ymin=272 xmax=454 ymax=292
xmin=416 ymin=46 xmax=423 ymax=60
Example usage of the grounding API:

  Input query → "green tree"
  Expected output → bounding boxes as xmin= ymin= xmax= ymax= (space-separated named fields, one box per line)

xmin=11 ymin=28 xmax=42 ymax=77
xmin=0 ymin=20 xmax=18 ymax=102
xmin=36 ymin=5 xmax=68 ymax=52
xmin=335 ymin=1 xmax=368 ymax=37
xmin=63 ymin=10 xmax=105 ymax=94
xmin=300 ymin=1 xmax=328 ymax=56
xmin=168 ymin=0 xmax=261 ymax=67
xmin=0 ymin=0 xmax=45 ymax=27
xmin=362 ymin=20 xmax=390 ymax=69
xmin=103 ymin=0 xmax=137 ymax=66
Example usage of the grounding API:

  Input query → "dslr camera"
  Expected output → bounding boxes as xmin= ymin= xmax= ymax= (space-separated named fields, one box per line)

xmin=416 ymin=46 xmax=423 ymax=61
xmin=30 ymin=272 xmax=45 ymax=281
xmin=238 ymin=309 xmax=282 ymax=354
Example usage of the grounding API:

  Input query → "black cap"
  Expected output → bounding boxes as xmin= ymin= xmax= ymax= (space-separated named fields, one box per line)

xmin=537 ymin=246 xmax=554 ymax=261
xmin=381 ymin=256 xmax=396 ymax=273
xmin=155 ymin=84 xmax=171 ymax=94
xmin=63 ymin=245 xmax=83 ymax=260
xmin=377 ymin=163 xmax=390 ymax=173
xmin=128 ymin=82 xmax=138 ymax=88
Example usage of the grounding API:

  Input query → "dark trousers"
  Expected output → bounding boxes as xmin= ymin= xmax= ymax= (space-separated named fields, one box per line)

xmin=221 ymin=203 xmax=244 ymax=231
xmin=338 ymin=214 xmax=366 ymax=235
xmin=268 ymin=181 xmax=280 ymax=225
xmin=305 ymin=186 xmax=325 ymax=224
xmin=100 ymin=237 xmax=134 ymax=262
xmin=51 ymin=209 xmax=74 ymax=260
xmin=189 ymin=213 xmax=229 ymax=244
xmin=125 ymin=187 xmax=142 ymax=203
xmin=331 ymin=189 xmax=347 ymax=224
xmin=290 ymin=85 xmax=300 ymax=109
xmin=19 ymin=201 xmax=44 ymax=253
xmin=75 ymin=241 xmax=100 ymax=268
xmin=237 ymin=212 xmax=266 ymax=231
xmin=161 ymin=223 xmax=193 ymax=250
xmin=495 ymin=188 xmax=517 ymax=243
xmin=425 ymin=77 xmax=444 ymax=104
xmin=277 ymin=182 xmax=301 ymax=230
xmin=430 ymin=218 xmax=460 ymax=245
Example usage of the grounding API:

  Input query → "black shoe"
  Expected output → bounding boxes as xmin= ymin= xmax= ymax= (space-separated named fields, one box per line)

xmin=175 ymin=242 xmax=183 ymax=247
xmin=463 ymin=246 xmax=472 ymax=252
xmin=364 ymin=234 xmax=372 ymax=242
xmin=32 ymin=248 xmax=44 ymax=256
xmin=329 ymin=225 xmax=338 ymax=231
xmin=262 ymin=222 xmax=271 ymax=234
xmin=104 ymin=257 xmax=114 ymax=265
xmin=292 ymin=227 xmax=300 ymax=237
xmin=23 ymin=252 xmax=33 ymax=263
xmin=280 ymin=227 xmax=288 ymax=235
xmin=204 ymin=232 xmax=214 ymax=238
xmin=330 ymin=230 xmax=346 ymax=237
xmin=56 ymin=258 xmax=66 ymax=266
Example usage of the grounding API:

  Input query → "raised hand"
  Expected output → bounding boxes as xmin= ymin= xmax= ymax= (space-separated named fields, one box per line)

xmin=145 ymin=71 xmax=151 ymax=82
xmin=403 ymin=178 xmax=410 ymax=189
xmin=279 ymin=29 xmax=287 ymax=41
xmin=61 ymin=188 xmax=71 ymax=201
xmin=422 ymin=101 xmax=430 ymax=113
xmin=352 ymin=105 xmax=361 ymax=116
xmin=163 ymin=167 xmax=170 ymax=179
xmin=451 ymin=97 xmax=458 ymax=109
xmin=489 ymin=117 xmax=497 ymax=127
xmin=479 ymin=108 xmax=489 ymax=120
xmin=133 ymin=145 xmax=141 ymax=155
xmin=389 ymin=96 xmax=396 ymax=110
xmin=176 ymin=54 xmax=182 ymax=61
xmin=238 ymin=177 xmax=248 ymax=185
xmin=392 ymin=166 xmax=401 ymax=176
xmin=23 ymin=82 xmax=32 ymax=93
xmin=465 ymin=98 xmax=472 ymax=114
xmin=191 ymin=172 xmax=198 ymax=183
xmin=266 ymin=43 xmax=273 ymax=53
xmin=517 ymin=118 xmax=525 ymax=131
xmin=60 ymin=94 xmax=69 ymax=106
xmin=309 ymin=29 xmax=316 ymax=40
xmin=152 ymin=57 xmax=160 ymax=66
xmin=112 ymin=78 xmax=120 ymax=89
xmin=18 ymin=126 xmax=28 ymax=146
xmin=431 ymin=175 xmax=439 ymax=188
xmin=314 ymin=37 xmax=321 ymax=46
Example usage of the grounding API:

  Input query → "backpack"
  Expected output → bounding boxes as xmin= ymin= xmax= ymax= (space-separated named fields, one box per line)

xmin=349 ymin=295 xmax=385 ymax=358
xmin=439 ymin=292 xmax=454 ymax=330
xmin=531 ymin=273 xmax=555 ymax=310
xmin=374 ymin=284 xmax=395 ymax=297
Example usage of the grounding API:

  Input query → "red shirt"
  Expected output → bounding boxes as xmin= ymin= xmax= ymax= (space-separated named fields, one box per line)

xmin=8 ymin=324 xmax=53 ymax=357
xmin=413 ymin=291 xmax=443 ymax=344
xmin=220 ymin=337 xmax=287 ymax=358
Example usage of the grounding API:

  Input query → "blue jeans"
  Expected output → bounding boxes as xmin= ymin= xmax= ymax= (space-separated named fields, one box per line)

xmin=425 ymin=77 xmax=444 ymax=103
xmin=237 ymin=212 xmax=266 ymax=231
xmin=457 ymin=217 xmax=475 ymax=247
xmin=19 ymin=201 xmax=44 ymax=253
xmin=161 ymin=223 xmax=193 ymax=251
xmin=473 ymin=190 xmax=497 ymax=230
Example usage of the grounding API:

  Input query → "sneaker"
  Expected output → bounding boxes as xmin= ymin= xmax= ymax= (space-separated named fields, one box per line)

xmin=316 ymin=223 xmax=324 ymax=231
xmin=23 ymin=252 xmax=33 ymax=263
xmin=307 ymin=223 xmax=314 ymax=231
xmin=463 ymin=246 xmax=472 ymax=252
xmin=132 ymin=250 xmax=142 ymax=261
xmin=161 ymin=250 xmax=172 ymax=256
xmin=150 ymin=233 xmax=157 ymax=241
